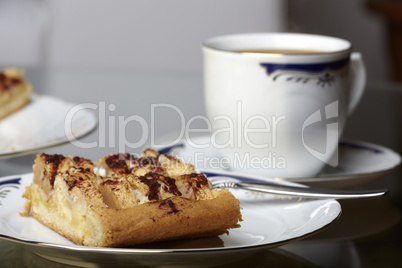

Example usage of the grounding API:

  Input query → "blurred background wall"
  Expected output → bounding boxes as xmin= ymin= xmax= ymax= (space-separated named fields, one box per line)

xmin=0 ymin=0 xmax=398 ymax=87
xmin=48 ymin=0 xmax=286 ymax=75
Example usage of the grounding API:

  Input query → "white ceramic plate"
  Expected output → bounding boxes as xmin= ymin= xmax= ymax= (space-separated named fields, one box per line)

xmin=0 ymin=173 xmax=340 ymax=267
xmin=157 ymin=136 xmax=401 ymax=189
xmin=0 ymin=94 xmax=97 ymax=159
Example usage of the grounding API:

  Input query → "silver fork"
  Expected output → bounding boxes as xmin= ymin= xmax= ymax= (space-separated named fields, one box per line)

xmin=212 ymin=180 xmax=388 ymax=199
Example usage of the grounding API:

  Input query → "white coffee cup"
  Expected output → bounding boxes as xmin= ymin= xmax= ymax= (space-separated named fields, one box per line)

xmin=202 ymin=33 xmax=366 ymax=178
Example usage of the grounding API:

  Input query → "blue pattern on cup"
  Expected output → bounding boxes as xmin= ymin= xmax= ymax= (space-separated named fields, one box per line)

xmin=260 ymin=58 xmax=350 ymax=75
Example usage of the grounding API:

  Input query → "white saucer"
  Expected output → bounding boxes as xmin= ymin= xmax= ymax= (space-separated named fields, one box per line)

xmin=0 ymin=173 xmax=340 ymax=267
xmin=156 ymin=136 xmax=401 ymax=189
xmin=0 ymin=94 xmax=97 ymax=159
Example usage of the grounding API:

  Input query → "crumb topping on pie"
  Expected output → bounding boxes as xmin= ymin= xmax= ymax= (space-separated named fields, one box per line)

xmin=0 ymin=73 xmax=22 ymax=91
xmin=0 ymin=68 xmax=32 ymax=120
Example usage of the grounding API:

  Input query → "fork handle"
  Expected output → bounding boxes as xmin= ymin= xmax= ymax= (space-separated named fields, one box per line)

xmin=232 ymin=182 xmax=388 ymax=199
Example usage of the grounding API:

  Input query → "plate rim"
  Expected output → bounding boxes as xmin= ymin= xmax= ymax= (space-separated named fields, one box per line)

xmin=0 ymin=213 xmax=341 ymax=255
xmin=0 ymin=94 xmax=98 ymax=160
xmin=0 ymin=173 xmax=341 ymax=255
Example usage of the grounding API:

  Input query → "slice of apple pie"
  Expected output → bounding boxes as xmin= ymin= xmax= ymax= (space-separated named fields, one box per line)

xmin=21 ymin=149 xmax=242 ymax=247
xmin=0 ymin=68 xmax=32 ymax=120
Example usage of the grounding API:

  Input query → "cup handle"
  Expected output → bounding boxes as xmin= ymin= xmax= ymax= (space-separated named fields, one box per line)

xmin=348 ymin=52 xmax=366 ymax=115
